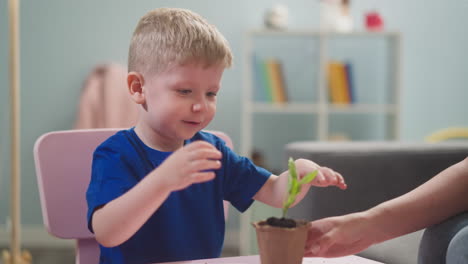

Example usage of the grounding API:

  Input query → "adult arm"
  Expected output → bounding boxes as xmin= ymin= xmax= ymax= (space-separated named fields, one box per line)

xmin=305 ymin=157 xmax=468 ymax=257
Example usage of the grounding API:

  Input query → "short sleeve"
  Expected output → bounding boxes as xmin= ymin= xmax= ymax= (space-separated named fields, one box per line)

xmin=220 ymin=145 xmax=271 ymax=212
xmin=86 ymin=144 xmax=140 ymax=233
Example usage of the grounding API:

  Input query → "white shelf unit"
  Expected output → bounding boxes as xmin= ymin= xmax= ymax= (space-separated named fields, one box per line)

xmin=241 ymin=30 xmax=401 ymax=157
xmin=239 ymin=30 xmax=401 ymax=255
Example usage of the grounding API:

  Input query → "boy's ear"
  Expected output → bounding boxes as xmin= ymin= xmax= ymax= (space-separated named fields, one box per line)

xmin=127 ymin=72 xmax=145 ymax=104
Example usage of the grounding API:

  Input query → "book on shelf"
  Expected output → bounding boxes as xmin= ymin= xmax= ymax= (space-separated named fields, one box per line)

xmin=252 ymin=55 xmax=288 ymax=103
xmin=252 ymin=54 xmax=270 ymax=102
xmin=344 ymin=62 xmax=355 ymax=103
xmin=327 ymin=60 xmax=355 ymax=104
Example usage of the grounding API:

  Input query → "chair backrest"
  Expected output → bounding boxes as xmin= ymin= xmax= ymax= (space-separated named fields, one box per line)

xmin=33 ymin=128 xmax=233 ymax=264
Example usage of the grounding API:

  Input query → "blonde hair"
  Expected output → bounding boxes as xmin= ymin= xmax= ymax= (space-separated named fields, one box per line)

xmin=128 ymin=8 xmax=233 ymax=76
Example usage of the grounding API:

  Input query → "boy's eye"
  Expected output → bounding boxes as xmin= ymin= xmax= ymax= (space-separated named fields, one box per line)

xmin=207 ymin=92 xmax=217 ymax=97
xmin=178 ymin=89 xmax=192 ymax=95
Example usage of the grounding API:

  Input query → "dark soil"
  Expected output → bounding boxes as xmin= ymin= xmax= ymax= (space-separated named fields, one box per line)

xmin=266 ymin=217 xmax=297 ymax=228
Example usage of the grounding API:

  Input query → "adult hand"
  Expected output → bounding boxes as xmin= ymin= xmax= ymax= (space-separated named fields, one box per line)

xmin=305 ymin=212 xmax=379 ymax=257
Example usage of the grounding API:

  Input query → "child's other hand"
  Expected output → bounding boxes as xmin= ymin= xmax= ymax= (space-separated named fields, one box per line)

xmin=156 ymin=141 xmax=222 ymax=191
xmin=295 ymin=159 xmax=347 ymax=190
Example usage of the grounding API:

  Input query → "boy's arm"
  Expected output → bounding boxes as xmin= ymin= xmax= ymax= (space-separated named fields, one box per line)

xmin=253 ymin=159 xmax=346 ymax=208
xmin=92 ymin=172 xmax=172 ymax=247
xmin=92 ymin=141 xmax=222 ymax=247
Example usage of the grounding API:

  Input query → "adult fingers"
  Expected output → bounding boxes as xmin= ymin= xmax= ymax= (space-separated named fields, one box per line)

xmin=304 ymin=233 xmax=335 ymax=257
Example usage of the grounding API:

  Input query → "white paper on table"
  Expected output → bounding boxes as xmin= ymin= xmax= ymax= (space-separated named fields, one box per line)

xmin=303 ymin=255 xmax=385 ymax=263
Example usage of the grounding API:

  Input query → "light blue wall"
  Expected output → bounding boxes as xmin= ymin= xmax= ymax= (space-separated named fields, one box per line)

xmin=1 ymin=0 xmax=467 ymax=230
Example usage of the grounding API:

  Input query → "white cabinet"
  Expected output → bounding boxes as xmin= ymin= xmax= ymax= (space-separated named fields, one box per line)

xmin=240 ymin=30 xmax=401 ymax=171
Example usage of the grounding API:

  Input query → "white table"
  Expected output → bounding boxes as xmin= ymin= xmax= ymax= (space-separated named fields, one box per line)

xmin=159 ymin=254 xmax=384 ymax=263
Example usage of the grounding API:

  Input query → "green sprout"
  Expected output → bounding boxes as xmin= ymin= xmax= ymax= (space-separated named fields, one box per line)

xmin=282 ymin=157 xmax=318 ymax=218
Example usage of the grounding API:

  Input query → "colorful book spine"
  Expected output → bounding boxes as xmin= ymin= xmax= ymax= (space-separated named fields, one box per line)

xmin=261 ymin=60 xmax=274 ymax=102
xmin=252 ymin=56 xmax=288 ymax=103
xmin=327 ymin=61 xmax=342 ymax=103
xmin=265 ymin=59 xmax=287 ymax=103
xmin=344 ymin=62 xmax=355 ymax=103
xmin=272 ymin=59 xmax=288 ymax=102
xmin=252 ymin=54 xmax=267 ymax=102
xmin=327 ymin=60 xmax=353 ymax=104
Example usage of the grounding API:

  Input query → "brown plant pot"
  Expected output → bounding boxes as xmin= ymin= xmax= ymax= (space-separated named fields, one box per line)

xmin=252 ymin=219 xmax=309 ymax=264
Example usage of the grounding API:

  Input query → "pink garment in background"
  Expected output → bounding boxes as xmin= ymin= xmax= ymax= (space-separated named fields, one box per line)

xmin=74 ymin=63 xmax=139 ymax=129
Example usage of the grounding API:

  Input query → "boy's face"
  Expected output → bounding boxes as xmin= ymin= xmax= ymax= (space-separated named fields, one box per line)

xmin=140 ymin=62 xmax=225 ymax=145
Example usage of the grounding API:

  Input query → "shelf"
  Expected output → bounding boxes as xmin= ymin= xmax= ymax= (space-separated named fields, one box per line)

xmin=248 ymin=29 xmax=400 ymax=38
xmin=242 ymin=29 xmax=401 ymax=158
xmin=328 ymin=104 xmax=398 ymax=114
xmin=250 ymin=102 xmax=320 ymax=113
xmin=249 ymin=103 xmax=398 ymax=114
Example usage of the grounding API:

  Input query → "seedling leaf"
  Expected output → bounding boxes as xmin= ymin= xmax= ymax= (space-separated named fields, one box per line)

xmin=282 ymin=158 xmax=318 ymax=218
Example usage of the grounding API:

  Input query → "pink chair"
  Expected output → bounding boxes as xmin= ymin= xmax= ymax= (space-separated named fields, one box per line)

xmin=34 ymin=128 xmax=233 ymax=264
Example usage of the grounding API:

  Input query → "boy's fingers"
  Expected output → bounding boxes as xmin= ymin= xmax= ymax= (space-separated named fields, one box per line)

xmin=184 ymin=142 xmax=222 ymax=160
xmin=190 ymin=171 xmax=216 ymax=183
xmin=185 ymin=141 xmax=219 ymax=153
xmin=314 ymin=171 xmax=325 ymax=184
xmin=322 ymin=167 xmax=336 ymax=179
xmin=190 ymin=159 xmax=222 ymax=172
xmin=312 ymin=168 xmax=334 ymax=186
xmin=334 ymin=172 xmax=347 ymax=189
xmin=185 ymin=140 xmax=214 ymax=149
xmin=317 ymin=167 xmax=347 ymax=189
xmin=189 ymin=149 xmax=222 ymax=161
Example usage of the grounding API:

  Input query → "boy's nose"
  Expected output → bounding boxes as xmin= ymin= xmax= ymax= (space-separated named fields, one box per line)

xmin=192 ymin=101 xmax=206 ymax=112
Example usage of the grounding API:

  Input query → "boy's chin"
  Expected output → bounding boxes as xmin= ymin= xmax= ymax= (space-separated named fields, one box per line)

xmin=181 ymin=131 xmax=199 ymax=140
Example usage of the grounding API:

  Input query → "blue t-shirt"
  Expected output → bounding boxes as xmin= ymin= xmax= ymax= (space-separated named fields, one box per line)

xmin=86 ymin=128 xmax=271 ymax=264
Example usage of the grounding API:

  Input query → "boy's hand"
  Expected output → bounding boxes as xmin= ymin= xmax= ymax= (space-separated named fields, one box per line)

xmin=295 ymin=159 xmax=347 ymax=190
xmin=155 ymin=141 xmax=222 ymax=191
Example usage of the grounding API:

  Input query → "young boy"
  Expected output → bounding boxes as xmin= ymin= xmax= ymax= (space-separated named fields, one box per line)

xmin=86 ymin=7 xmax=347 ymax=264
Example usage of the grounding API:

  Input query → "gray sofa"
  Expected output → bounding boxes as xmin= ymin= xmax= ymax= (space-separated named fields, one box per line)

xmin=285 ymin=141 xmax=468 ymax=264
